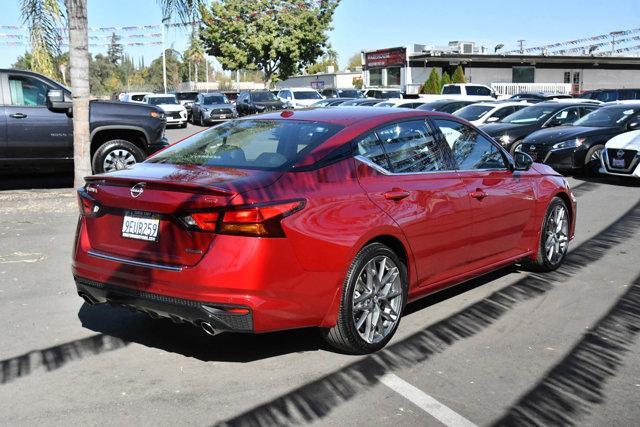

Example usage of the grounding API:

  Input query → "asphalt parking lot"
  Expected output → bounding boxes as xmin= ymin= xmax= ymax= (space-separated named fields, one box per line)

xmin=1 ymin=122 xmax=640 ymax=426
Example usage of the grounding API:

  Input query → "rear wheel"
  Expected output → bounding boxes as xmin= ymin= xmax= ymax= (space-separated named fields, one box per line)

xmin=323 ymin=243 xmax=407 ymax=354
xmin=92 ymin=140 xmax=145 ymax=174
xmin=583 ymin=145 xmax=604 ymax=176
xmin=523 ymin=197 xmax=570 ymax=272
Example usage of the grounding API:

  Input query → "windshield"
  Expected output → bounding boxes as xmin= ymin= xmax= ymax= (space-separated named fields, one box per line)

xmin=501 ymin=104 xmax=556 ymax=124
xmin=252 ymin=92 xmax=278 ymax=102
xmin=573 ymin=107 xmax=636 ymax=127
xmin=147 ymin=119 xmax=344 ymax=170
xmin=148 ymin=96 xmax=177 ymax=105
xmin=375 ymin=102 xmax=395 ymax=108
xmin=294 ymin=91 xmax=322 ymax=100
xmin=202 ymin=94 xmax=229 ymax=105
xmin=455 ymin=105 xmax=494 ymax=120
xmin=175 ymin=92 xmax=198 ymax=101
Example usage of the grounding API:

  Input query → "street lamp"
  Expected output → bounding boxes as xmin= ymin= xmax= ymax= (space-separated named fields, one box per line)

xmin=494 ymin=43 xmax=504 ymax=53
xmin=161 ymin=17 xmax=170 ymax=94
xmin=610 ymin=31 xmax=624 ymax=55
xmin=588 ymin=45 xmax=599 ymax=55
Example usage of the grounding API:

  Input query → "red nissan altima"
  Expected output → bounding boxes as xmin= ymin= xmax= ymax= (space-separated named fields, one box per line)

xmin=72 ymin=107 xmax=576 ymax=354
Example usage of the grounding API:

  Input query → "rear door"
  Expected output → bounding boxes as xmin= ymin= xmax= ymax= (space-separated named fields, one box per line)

xmin=3 ymin=72 xmax=72 ymax=162
xmin=355 ymin=118 xmax=473 ymax=288
xmin=432 ymin=117 xmax=536 ymax=269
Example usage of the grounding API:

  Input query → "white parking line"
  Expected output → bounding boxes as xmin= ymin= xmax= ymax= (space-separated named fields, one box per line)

xmin=380 ymin=373 xmax=478 ymax=427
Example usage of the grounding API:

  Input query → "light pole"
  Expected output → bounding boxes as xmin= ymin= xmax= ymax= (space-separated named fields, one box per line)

xmin=161 ymin=17 xmax=169 ymax=93
xmin=610 ymin=31 xmax=624 ymax=55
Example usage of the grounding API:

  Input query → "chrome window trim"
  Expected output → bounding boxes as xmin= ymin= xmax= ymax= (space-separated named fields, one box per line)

xmin=354 ymin=155 xmax=460 ymax=176
xmin=88 ymin=250 xmax=183 ymax=272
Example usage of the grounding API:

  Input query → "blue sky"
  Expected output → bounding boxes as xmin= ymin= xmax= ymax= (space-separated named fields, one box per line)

xmin=2 ymin=0 xmax=640 ymax=70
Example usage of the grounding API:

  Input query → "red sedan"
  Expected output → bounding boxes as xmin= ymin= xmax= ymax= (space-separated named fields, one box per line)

xmin=72 ymin=107 xmax=576 ymax=354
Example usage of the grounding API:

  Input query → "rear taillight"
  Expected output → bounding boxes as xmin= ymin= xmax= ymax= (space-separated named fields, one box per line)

xmin=77 ymin=188 xmax=102 ymax=217
xmin=178 ymin=200 xmax=304 ymax=237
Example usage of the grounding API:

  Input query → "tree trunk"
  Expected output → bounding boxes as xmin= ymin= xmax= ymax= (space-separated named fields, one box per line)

xmin=65 ymin=0 xmax=91 ymax=188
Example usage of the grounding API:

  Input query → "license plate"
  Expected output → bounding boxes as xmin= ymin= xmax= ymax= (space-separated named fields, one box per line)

xmin=612 ymin=158 xmax=626 ymax=168
xmin=219 ymin=115 xmax=227 ymax=119
xmin=121 ymin=211 xmax=160 ymax=242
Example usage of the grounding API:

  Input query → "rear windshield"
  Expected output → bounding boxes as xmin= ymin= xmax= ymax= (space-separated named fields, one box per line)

xmin=175 ymin=92 xmax=198 ymax=101
xmin=337 ymin=89 xmax=361 ymax=98
xmin=148 ymin=96 xmax=177 ymax=105
xmin=203 ymin=94 xmax=229 ymax=104
xmin=147 ymin=119 xmax=344 ymax=170
xmin=294 ymin=91 xmax=322 ymax=100
xmin=251 ymin=91 xmax=278 ymax=102
xmin=501 ymin=104 xmax=557 ymax=124
xmin=454 ymin=105 xmax=494 ymax=120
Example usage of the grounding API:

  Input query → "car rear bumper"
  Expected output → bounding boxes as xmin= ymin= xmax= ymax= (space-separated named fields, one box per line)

xmin=75 ymin=277 xmax=254 ymax=332
xmin=72 ymin=219 xmax=343 ymax=333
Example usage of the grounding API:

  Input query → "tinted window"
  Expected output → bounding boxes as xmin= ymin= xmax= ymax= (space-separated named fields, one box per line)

xmin=596 ymin=90 xmax=618 ymax=102
xmin=175 ymin=92 xmax=198 ymax=101
xmin=442 ymin=85 xmax=461 ymax=95
xmin=491 ymin=106 xmax=516 ymax=120
xmin=8 ymin=75 xmax=49 ymax=106
xmin=202 ymin=94 xmax=229 ymax=104
xmin=293 ymin=91 xmax=322 ymax=100
xmin=375 ymin=120 xmax=449 ymax=173
xmin=148 ymin=119 xmax=343 ymax=170
xmin=441 ymin=102 xmax=467 ymax=113
xmin=502 ymin=104 xmax=557 ymax=124
xmin=549 ymin=107 xmax=580 ymax=125
xmin=253 ymin=91 xmax=278 ymax=102
xmin=433 ymin=118 xmax=505 ymax=170
xmin=148 ymin=96 xmax=178 ymax=105
xmin=337 ymin=89 xmax=360 ymax=98
xmin=455 ymin=105 xmax=494 ymax=121
xmin=356 ymin=133 xmax=391 ymax=171
xmin=466 ymin=86 xmax=492 ymax=96
xmin=619 ymin=89 xmax=639 ymax=100
xmin=131 ymin=94 xmax=147 ymax=101
xmin=573 ymin=107 xmax=637 ymax=127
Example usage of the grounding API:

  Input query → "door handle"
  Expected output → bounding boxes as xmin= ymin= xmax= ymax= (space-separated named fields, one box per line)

xmin=470 ymin=189 xmax=487 ymax=200
xmin=384 ymin=189 xmax=410 ymax=201
xmin=9 ymin=113 xmax=27 ymax=119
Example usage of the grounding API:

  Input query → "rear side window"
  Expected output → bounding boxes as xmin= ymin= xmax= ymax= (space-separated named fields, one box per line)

xmin=148 ymin=119 xmax=343 ymax=170
xmin=366 ymin=120 xmax=449 ymax=173
xmin=432 ymin=118 xmax=506 ymax=170
xmin=466 ymin=86 xmax=492 ymax=96
xmin=442 ymin=85 xmax=461 ymax=95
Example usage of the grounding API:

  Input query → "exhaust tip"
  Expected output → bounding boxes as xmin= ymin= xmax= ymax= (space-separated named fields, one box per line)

xmin=78 ymin=292 xmax=97 ymax=306
xmin=200 ymin=321 xmax=218 ymax=336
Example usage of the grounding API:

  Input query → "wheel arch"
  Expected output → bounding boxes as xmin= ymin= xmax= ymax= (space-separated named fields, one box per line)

xmin=90 ymin=126 xmax=149 ymax=157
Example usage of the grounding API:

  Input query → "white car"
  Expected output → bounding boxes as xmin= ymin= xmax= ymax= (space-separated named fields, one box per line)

xmin=277 ymin=88 xmax=324 ymax=108
xmin=143 ymin=94 xmax=188 ymax=128
xmin=453 ymin=101 xmax=530 ymax=126
xmin=373 ymin=99 xmax=430 ymax=108
xmin=601 ymin=130 xmax=640 ymax=179
xmin=121 ymin=92 xmax=152 ymax=104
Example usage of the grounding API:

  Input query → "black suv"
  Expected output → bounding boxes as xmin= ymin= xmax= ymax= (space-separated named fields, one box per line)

xmin=0 ymin=69 xmax=168 ymax=174
xmin=235 ymin=90 xmax=286 ymax=116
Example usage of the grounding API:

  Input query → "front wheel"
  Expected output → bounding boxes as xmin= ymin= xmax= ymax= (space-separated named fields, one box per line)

xmin=323 ymin=243 xmax=407 ymax=354
xmin=92 ymin=140 xmax=145 ymax=174
xmin=583 ymin=145 xmax=604 ymax=176
xmin=523 ymin=197 xmax=570 ymax=272
xmin=509 ymin=140 xmax=523 ymax=155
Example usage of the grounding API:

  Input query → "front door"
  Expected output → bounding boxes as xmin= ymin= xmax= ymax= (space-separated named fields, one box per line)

xmin=3 ymin=73 xmax=73 ymax=162
xmin=432 ymin=117 xmax=536 ymax=269
xmin=355 ymin=118 xmax=473 ymax=288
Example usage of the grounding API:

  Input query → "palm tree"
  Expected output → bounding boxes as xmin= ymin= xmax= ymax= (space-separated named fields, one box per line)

xmin=19 ymin=0 xmax=203 ymax=187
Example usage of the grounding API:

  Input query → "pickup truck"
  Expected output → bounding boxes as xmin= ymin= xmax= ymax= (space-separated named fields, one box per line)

xmin=418 ymin=83 xmax=499 ymax=102
xmin=0 ymin=69 xmax=169 ymax=174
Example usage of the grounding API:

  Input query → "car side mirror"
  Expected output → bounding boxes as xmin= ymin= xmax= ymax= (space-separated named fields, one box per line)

xmin=628 ymin=121 xmax=639 ymax=130
xmin=513 ymin=151 xmax=534 ymax=171
xmin=47 ymin=89 xmax=72 ymax=112
xmin=486 ymin=116 xmax=500 ymax=123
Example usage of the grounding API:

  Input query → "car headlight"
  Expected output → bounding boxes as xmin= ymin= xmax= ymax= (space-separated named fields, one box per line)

xmin=500 ymin=134 xmax=511 ymax=145
xmin=150 ymin=111 xmax=165 ymax=119
xmin=552 ymin=138 xmax=585 ymax=150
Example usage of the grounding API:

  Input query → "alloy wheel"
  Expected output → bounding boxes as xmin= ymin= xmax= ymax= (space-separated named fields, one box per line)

xmin=589 ymin=147 xmax=603 ymax=162
xmin=103 ymin=148 xmax=136 ymax=173
xmin=352 ymin=255 xmax=404 ymax=344
xmin=544 ymin=204 xmax=569 ymax=265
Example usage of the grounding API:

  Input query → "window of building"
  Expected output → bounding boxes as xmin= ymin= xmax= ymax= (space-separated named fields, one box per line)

xmin=512 ymin=66 xmax=535 ymax=83
xmin=387 ymin=67 xmax=401 ymax=86
xmin=369 ymin=68 xmax=382 ymax=86
xmin=572 ymin=72 xmax=580 ymax=84
xmin=563 ymin=72 xmax=571 ymax=84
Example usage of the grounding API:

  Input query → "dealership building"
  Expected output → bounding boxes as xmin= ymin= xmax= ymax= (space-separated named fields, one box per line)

xmin=361 ymin=41 xmax=640 ymax=95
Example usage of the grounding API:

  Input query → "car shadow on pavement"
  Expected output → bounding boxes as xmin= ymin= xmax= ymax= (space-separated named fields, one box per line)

xmin=77 ymin=304 xmax=324 ymax=363
xmin=492 ymin=272 xmax=640 ymax=426
xmin=0 ymin=333 xmax=129 ymax=386
xmin=0 ymin=173 xmax=73 ymax=191
xmin=210 ymin=199 xmax=640 ymax=426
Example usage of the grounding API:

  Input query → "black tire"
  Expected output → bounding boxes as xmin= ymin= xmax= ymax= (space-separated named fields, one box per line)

xmin=509 ymin=140 xmax=523 ymax=156
xmin=583 ymin=144 xmax=604 ymax=176
xmin=91 ymin=139 xmax=145 ymax=174
xmin=197 ymin=113 xmax=204 ymax=126
xmin=322 ymin=243 xmax=408 ymax=354
xmin=180 ymin=121 xmax=187 ymax=128
xmin=522 ymin=197 xmax=570 ymax=272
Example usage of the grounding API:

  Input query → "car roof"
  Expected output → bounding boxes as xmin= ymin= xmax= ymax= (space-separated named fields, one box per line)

xmin=600 ymin=102 xmax=640 ymax=109
xmin=279 ymin=87 xmax=320 ymax=92
xmin=244 ymin=106 xmax=442 ymax=127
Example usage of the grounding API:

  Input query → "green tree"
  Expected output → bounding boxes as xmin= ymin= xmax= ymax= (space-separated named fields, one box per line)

xmin=306 ymin=48 xmax=338 ymax=74
xmin=421 ymin=68 xmax=440 ymax=94
xmin=149 ymin=49 xmax=182 ymax=90
xmin=441 ymin=71 xmax=451 ymax=91
xmin=200 ymin=0 xmax=340 ymax=85
xmin=451 ymin=65 xmax=466 ymax=83
xmin=347 ymin=52 xmax=362 ymax=71
xmin=13 ymin=52 xmax=34 ymax=70
xmin=352 ymin=76 xmax=363 ymax=89
xmin=107 ymin=32 xmax=123 ymax=65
